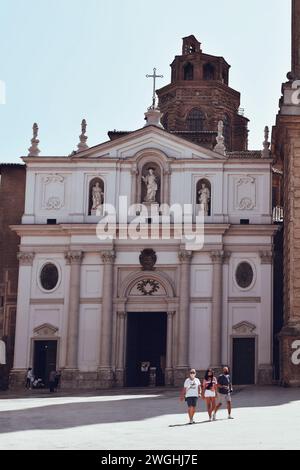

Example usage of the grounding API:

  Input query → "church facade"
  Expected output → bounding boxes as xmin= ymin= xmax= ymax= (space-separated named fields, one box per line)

xmin=10 ymin=38 xmax=276 ymax=389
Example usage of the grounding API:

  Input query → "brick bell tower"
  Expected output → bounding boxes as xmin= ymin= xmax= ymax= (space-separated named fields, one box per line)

xmin=272 ymin=0 xmax=300 ymax=386
xmin=156 ymin=35 xmax=249 ymax=151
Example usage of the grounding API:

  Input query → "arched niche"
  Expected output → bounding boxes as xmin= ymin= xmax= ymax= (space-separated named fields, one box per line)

xmin=131 ymin=150 xmax=171 ymax=207
xmin=183 ymin=62 xmax=194 ymax=81
xmin=203 ymin=63 xmax=215 ymax=80
xmin=88 ymin=177 xmax=105 ymax=215
xmin=141 ymin=162 xmax=161 ymax=205
xmin=196 ymin=178 xmax=211 ymax=216
xmin=186 ymin=108 xmax=205 ymax=132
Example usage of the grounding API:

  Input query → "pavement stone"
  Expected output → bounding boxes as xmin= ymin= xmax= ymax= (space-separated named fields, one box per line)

xmin=0 ymin=386 xmax=299 ymax=450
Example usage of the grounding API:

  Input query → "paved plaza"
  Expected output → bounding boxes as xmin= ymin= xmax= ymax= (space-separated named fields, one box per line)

xmin=0 ymin=386 xmax=300 ymax=450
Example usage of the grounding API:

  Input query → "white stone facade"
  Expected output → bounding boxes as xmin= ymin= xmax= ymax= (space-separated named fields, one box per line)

xmin=11 ymin=125 xmax=276 ymax=388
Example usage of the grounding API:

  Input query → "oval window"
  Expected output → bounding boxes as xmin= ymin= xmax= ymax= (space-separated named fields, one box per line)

xmin=40 ymin=263 xmax=59 ymax=291
xmin=235 ymin=262 xmax=254 ymax=289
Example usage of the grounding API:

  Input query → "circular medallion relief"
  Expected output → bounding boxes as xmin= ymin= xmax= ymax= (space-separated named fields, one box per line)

xmin=235 ymin=262 xmax=254 ymax=289
xmin=40 ymin=263 xmax=59 ymax=291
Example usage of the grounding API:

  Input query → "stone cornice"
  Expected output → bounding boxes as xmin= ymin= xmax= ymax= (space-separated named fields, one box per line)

xmin=22 ymin=125 xmax=226 ymax=162
xmin=10 ymin=223 xmax=231 ymax=237
xmin=156 ymin=79 xmax=241 ymax=100
xmin=225 ymin=225 xmax=279 ymax=236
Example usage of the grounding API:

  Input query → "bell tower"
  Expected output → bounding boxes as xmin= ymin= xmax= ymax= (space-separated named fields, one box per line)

xmin=273 ymin=0 xmax=300 ymax=386
xmin=156 ymin=35 xmax=249 ymax=151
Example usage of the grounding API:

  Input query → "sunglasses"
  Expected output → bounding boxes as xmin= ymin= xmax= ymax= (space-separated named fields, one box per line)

xmin=190 ymin=372 xmax=196 ymax=375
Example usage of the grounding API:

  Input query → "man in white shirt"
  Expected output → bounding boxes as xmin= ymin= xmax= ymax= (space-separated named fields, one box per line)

xmin=26 ymin=368 xmax=34 ymax=390
xmin=180 ymin=369 xmax=202 ymax=424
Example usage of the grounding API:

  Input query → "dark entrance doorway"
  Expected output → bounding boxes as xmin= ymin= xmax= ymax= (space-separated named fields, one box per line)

xmin=126 ymin=312 xmax=167 ymax=387
xmin=33 ymin=340 xmax=57 ymax=385
xmin=232 ymin=337 xmax=256 ymax=385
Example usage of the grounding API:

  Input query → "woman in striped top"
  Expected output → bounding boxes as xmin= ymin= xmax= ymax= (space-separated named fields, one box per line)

xmin=202 ymin=369 xmax=218 ymax=422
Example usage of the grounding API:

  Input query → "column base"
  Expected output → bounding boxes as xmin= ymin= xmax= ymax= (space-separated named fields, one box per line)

xmin=61 ymin=370 xmax=103 ymax=389
xmin=98 ymin=367 xmax=114 ymax=389
xmin=9 ymin=368 xmax=27 ymax=390
xmin=165 ymin=368 xmax=174 ymax=386
xmin=278 ymin=323 xmax=300 ymax=387
xmin=173 ymin=367 xmax=190 ymax=387
xmin=115 ymin=369 xmax=125 ymax=387
xmin=61 ymin=369 xmax=79 ymax=389
xmin=257 ymin=365 xmax=273 ymax=385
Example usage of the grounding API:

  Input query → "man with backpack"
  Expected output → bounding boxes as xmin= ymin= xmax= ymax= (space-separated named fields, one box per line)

xmin=213 ymin=366 xmax=234 ymax=420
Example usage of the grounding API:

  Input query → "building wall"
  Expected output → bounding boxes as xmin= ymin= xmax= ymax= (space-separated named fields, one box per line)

xmin=0 ymin=165 xmax=25 ymax=389
xmin=12 ymin=231 xmax=274 ymax=386
xmin=10 ymin=129 xmax=275 ymax=389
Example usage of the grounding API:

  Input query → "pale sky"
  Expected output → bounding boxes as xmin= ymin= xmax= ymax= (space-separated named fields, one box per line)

xmin=0 ymin=0 xmax=291 ymax=163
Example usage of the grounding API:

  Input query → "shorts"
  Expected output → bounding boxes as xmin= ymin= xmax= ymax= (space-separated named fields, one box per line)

xmin=204 ymin=390 xmax=216 ymax=398
xmin=217 ymin=393 xmax=232 ymax=405
xmin=185 ymin=397 xmax=198 ymax=407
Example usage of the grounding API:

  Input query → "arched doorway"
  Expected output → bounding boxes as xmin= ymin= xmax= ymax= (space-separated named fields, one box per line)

xmin=126 ymin=311 xmax=167 ymax=387
xmin=116 ymin=272 xmax=177 ymax=388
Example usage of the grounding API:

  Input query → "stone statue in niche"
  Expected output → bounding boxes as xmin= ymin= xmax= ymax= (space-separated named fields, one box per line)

xmin=91 ymin=181 xmax=104 ymax=215
xmin=198 ymin=182 xmax=210 ymax=216
xmin=142 ymin=168 xmax=158 ymax=203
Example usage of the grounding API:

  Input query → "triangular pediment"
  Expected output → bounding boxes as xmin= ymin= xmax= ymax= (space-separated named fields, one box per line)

xmin=232 ymin=321 xmax=256 ymax=335
xmin=33 ymin=323 xmax=59 ymax=337
xmin=72 ymin=125 xmax=227 ymax=161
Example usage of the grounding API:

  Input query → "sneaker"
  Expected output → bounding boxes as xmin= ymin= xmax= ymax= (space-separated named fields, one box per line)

xmin=213 ymin=413 xmax=217 ymax=421
xmin=228 ymin=415 xmax=234 ymax=419
xmin=209 ymin=416 xmax=212 ymax=422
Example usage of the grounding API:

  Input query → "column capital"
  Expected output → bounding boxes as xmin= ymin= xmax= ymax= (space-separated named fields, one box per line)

xmin=259 ymin=251 xmax=273 ymax=264
xmin=167 ymin=311 xmax=176 ymax=317
xmin=117 ymin=311 xmax=127 ymax=319
xmin=178 ymin=250 xmax=193 ymax=263
xmin=223 ymin=251 xmax=232 ymax=265
xmin=130 ymin=163 xmax=139 ymax=176
xmin=65 ymin=251 xmax=84 ymax=265
xmin=17 ymin=252 xmax=35 ymax=266
xmin=210 ymin=250 xmax=225 ymax=264
xmin=101 ymin=250 xmax=116 ymax=264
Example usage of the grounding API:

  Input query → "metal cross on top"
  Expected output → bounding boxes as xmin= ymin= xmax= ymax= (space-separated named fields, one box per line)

xmin=146 ymin=68 xmax=163 ymax=109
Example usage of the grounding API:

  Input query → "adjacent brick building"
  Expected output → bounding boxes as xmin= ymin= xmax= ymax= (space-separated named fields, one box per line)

xmin=0 ymin=164 xmax=26 ymax=389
